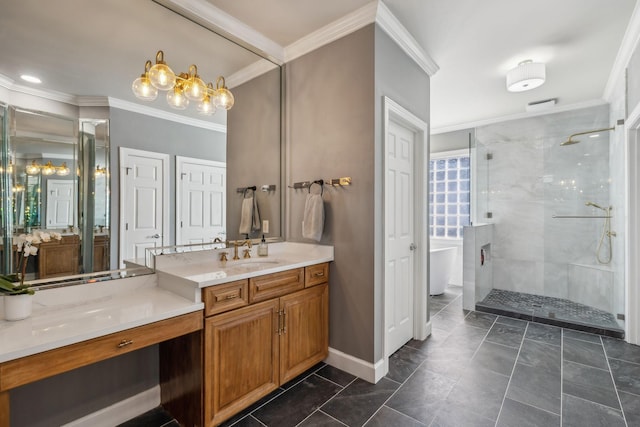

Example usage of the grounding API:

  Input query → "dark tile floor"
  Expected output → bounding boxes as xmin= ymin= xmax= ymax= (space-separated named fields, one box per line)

xmin=124 ymin=286 xmax=640 ymax=426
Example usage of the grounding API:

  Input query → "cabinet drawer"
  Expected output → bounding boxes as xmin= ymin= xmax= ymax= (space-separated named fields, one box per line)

xmin=203 ymin=279 xmax=249 ymax=316
xmin=249 ymin=268 xmax=304 ymax=303
xmin=0 ymin=312 xmax=202 ymax=392
xmin=305 ymin=263 xmax=329 ymax=287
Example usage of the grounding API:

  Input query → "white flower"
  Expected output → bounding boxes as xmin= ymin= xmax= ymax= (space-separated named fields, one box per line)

xmin=39 ymin=232 xmax=51 ymax=242
xmin=27 ymin=246 xmax=38 ymax=256
xmin=51 ymin=232 xmax=62 ymax=240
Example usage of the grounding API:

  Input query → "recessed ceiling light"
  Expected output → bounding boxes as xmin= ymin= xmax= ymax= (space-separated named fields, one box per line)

xmin=20 ymin=75 xmax=42 ymax=84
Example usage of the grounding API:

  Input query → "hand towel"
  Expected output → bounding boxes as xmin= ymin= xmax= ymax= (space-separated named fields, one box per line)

xmin=302 ymin=193 xmax=324 ymax=242
xmin=239 ymin=190 xmax=261 ymax=236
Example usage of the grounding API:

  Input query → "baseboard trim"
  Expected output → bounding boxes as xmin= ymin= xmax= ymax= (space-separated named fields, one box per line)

xmin=62 ymin=385 xmax=160 ymax=427
xmin=324 ymin=347 xmax=388 ymax=384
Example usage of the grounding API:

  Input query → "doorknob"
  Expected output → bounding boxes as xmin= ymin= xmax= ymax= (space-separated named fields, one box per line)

xmin=148 ymin=234 xmax=161 ymax=239
xmin=409 ymin=243 xmax=417 ymax=251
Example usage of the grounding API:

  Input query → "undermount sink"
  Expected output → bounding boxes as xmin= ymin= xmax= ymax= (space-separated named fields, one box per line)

xmin=226 ymin=259 xmax=280 ymax=269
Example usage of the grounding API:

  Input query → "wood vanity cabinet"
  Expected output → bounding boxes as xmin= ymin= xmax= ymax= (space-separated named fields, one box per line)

xmin=93 ymin=235 xmax=110 ymax=271
xmin=38 ymin=234 xmax=80 ymax=278
xmin=203 ymin=263 xmax=329 ymax=427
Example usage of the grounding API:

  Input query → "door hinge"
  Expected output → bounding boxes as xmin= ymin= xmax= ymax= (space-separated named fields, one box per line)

xmin=125 ymin=223 xmax=129 ymax=231
xmin=125 ymin=167 xmax=132 ymax=175
xmin=180 ymin=221 xmax=183 ymax=228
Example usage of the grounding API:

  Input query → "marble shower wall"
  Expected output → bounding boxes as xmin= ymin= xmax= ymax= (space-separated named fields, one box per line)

xmin=474 ymin=105 xmax=614 ymax=308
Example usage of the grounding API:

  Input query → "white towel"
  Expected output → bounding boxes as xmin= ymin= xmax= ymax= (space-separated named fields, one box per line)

xmin=302 ymin=193 xmax=324 ymax=241
xmin=239 ymin=192 xmax=261 ymax=236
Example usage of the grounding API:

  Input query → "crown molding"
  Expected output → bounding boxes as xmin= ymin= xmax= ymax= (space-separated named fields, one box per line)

xmin=604 ymin=1 xmax=640 ymax=102
xmin=284 ymin=1 xmax=378 ymax=63
xmin=226 ymin=59 xmax=278 ymax=89
xmin=0 ymin=77 xmax=77 ymax=105
xmin=107 ymin=97 xmax=227 ymax=133
xmin=77 ymin=96 xmax=110 ymax=107
xmin=154 ymin=0 xmax=284 ymax=64
xmin=375 ymin=2 xmax=439 ymax=77
xmin=432 ymin=99 xmax=608 ymax=135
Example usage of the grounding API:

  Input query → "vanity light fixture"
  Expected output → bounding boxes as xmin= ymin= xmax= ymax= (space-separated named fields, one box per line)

xmin=56 ymin=162 xmax=70 ymax=176
xmin=26 ymin=160 xmax=40 ymax=175
xmin=94 ymin=165 xmax=107 ymax=177
xmin=41 ymin=161 xmax=56 ymax=176
xmin=506 ymin=60 xmax=546 ymax=92
xmin=132 ymin=50 xmax=235 ymax=114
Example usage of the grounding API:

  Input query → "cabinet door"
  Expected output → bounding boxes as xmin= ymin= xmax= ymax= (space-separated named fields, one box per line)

xmin=279 ymin=283 xmax=329 ymax=384
xmin=205 ymin=299 xmax=280 ymax=427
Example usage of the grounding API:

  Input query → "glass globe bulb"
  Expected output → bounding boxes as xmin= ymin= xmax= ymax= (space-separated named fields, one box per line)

xmin=56 ymin=162 xmax=70 ymax=176
xmin=132 ymin=75 xmax=158 ymax=101
xmin=149 ymin=63 xmax=176 ymax=91
xmin=41 ymin=161 xmax=56 ymax=176
xmin=166 ymin=87 xmax=189 ymax=110
xmin=185 ymin=76 xmax=206 ymax=101
xmin=214 ymin=87 xmax=235 ymax=110
xmin=197 ymin=96 xmax=215 ymax=116
xmin=26 ymin=160 xmax=40 ymax=175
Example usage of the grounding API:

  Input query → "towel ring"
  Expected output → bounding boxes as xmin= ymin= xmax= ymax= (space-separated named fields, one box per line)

xmin=309 ymin=180 xmax=324 ymax=196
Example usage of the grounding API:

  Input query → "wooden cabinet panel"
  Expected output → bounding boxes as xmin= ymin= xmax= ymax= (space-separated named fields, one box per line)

xmin=279 ymin=284 xmax=329 ymax=383
xmin=305 ymin=263 xmax=329 ymax=287
xmin=249 ymin=268 xmax=304 ymax=303
xmin=205 ymin=299 xmax=280 ymax=427
xmin=0 ymin=312 xmax=202 ymax=392
xmin=93 ymin=235 xmax=110 ymax=271
xmin=203 ymin=279 xmax=248 ymax=316
xmin=38 ymin=234 xmax=80 ymax=278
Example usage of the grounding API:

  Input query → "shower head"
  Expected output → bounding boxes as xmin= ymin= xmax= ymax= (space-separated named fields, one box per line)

xmin=561 ymin=126 xmax=615 ymax=146
xmin=560 ymin=137 xmax=580 ymax=146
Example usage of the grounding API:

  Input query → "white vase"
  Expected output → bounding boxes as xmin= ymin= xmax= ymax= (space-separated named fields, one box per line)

xmin=4 ymin=294 xmax=33 ymax=321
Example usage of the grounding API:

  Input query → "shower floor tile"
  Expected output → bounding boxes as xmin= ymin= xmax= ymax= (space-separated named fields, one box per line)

xmin=476 ymin=289 xmax=624 ymax=339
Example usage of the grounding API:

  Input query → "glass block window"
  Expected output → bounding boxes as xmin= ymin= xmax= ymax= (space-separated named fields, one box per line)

xmin=429 ymin=155 xmax=470 ymax=239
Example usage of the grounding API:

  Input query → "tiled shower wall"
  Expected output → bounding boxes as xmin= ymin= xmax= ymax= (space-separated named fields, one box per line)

xmin=474 ymin=105 xmax=620 ymax=316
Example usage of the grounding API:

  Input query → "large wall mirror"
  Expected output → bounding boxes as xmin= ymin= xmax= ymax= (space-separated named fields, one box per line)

xmin=0 ymin=0 xmax=283 ymax=280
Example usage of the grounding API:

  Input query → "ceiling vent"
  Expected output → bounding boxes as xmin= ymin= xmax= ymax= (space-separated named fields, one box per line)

xmin=526 ymin=98 xmax=557 ymax=112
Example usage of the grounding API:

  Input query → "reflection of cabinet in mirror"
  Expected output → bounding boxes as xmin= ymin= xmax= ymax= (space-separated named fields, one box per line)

xmin=93 ymin=234 xmax=110 ymax=272
xmin=38 ymin=235 xmax=80 ymax=279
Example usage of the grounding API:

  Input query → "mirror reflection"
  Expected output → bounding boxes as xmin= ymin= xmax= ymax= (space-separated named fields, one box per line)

xmin=0 ymin=1 xmax=283 ymax=280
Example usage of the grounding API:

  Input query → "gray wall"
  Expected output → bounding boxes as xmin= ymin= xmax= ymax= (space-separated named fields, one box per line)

xmin=287 ymin=24 xmax=430 ymax=364
xmin=431 ymin=128 xmax=474 ymax=153
xmin=109 ymin=108 xmax=226 ymax=266
xmin=287 ymin=25 xmax=375 ymax=363
xmin=373 ymin=25 xmax=430 ymax=361
xmin=227 ymin=67 xmax=282 ymax=240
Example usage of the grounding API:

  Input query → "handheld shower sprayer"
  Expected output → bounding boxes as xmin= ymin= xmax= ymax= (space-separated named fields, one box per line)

xmin=585 ymin=201 xmax=607 ymax=211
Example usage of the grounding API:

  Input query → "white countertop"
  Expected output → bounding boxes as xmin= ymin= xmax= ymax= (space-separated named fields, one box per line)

xmin=155 ymin=242 xmax=334 ymax=289
xmin=0 ymin=242 xmax=332 ymax=364
xmin=0 ymin=274 xmax=203 ymax=363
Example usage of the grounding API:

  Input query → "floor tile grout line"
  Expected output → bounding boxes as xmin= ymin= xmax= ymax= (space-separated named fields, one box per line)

xmin=607 ymin=355 xmax=640 ymax=366
xmin=494 ymin=321 xmax=529 ymax=427
xmin=301 ymin=376 xmax=358 ymax=425
xmin=601 ymin=335 xmax=629 ymax=427
xmin=227 ymin=366 xmax=332 ymax=427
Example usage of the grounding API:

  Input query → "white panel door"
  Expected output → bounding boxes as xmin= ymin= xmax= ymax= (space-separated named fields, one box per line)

xmin=176 ymin=156 xmax=226 ymax=245
xmin=119 ymin=148 xmax=169 ymax=267
xmin=46 ymin=179 xmax=75 ymax=228
xmin=385 ymin=120 xmax=415 ymax=356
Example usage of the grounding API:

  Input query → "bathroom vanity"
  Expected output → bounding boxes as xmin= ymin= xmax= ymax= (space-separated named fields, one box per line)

xmin=0 ymin=242 xmax=333 ymax=427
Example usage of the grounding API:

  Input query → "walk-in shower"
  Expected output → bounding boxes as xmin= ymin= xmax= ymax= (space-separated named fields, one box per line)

xmin=472 ymin=105 xmax=624 ymax=337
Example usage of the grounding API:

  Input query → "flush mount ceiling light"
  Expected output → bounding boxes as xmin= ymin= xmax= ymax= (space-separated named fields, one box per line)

xmin=132 ymin=50 xmax=234 ymax=116
xmin=506 ymin=60 xmax=546 ymax=92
